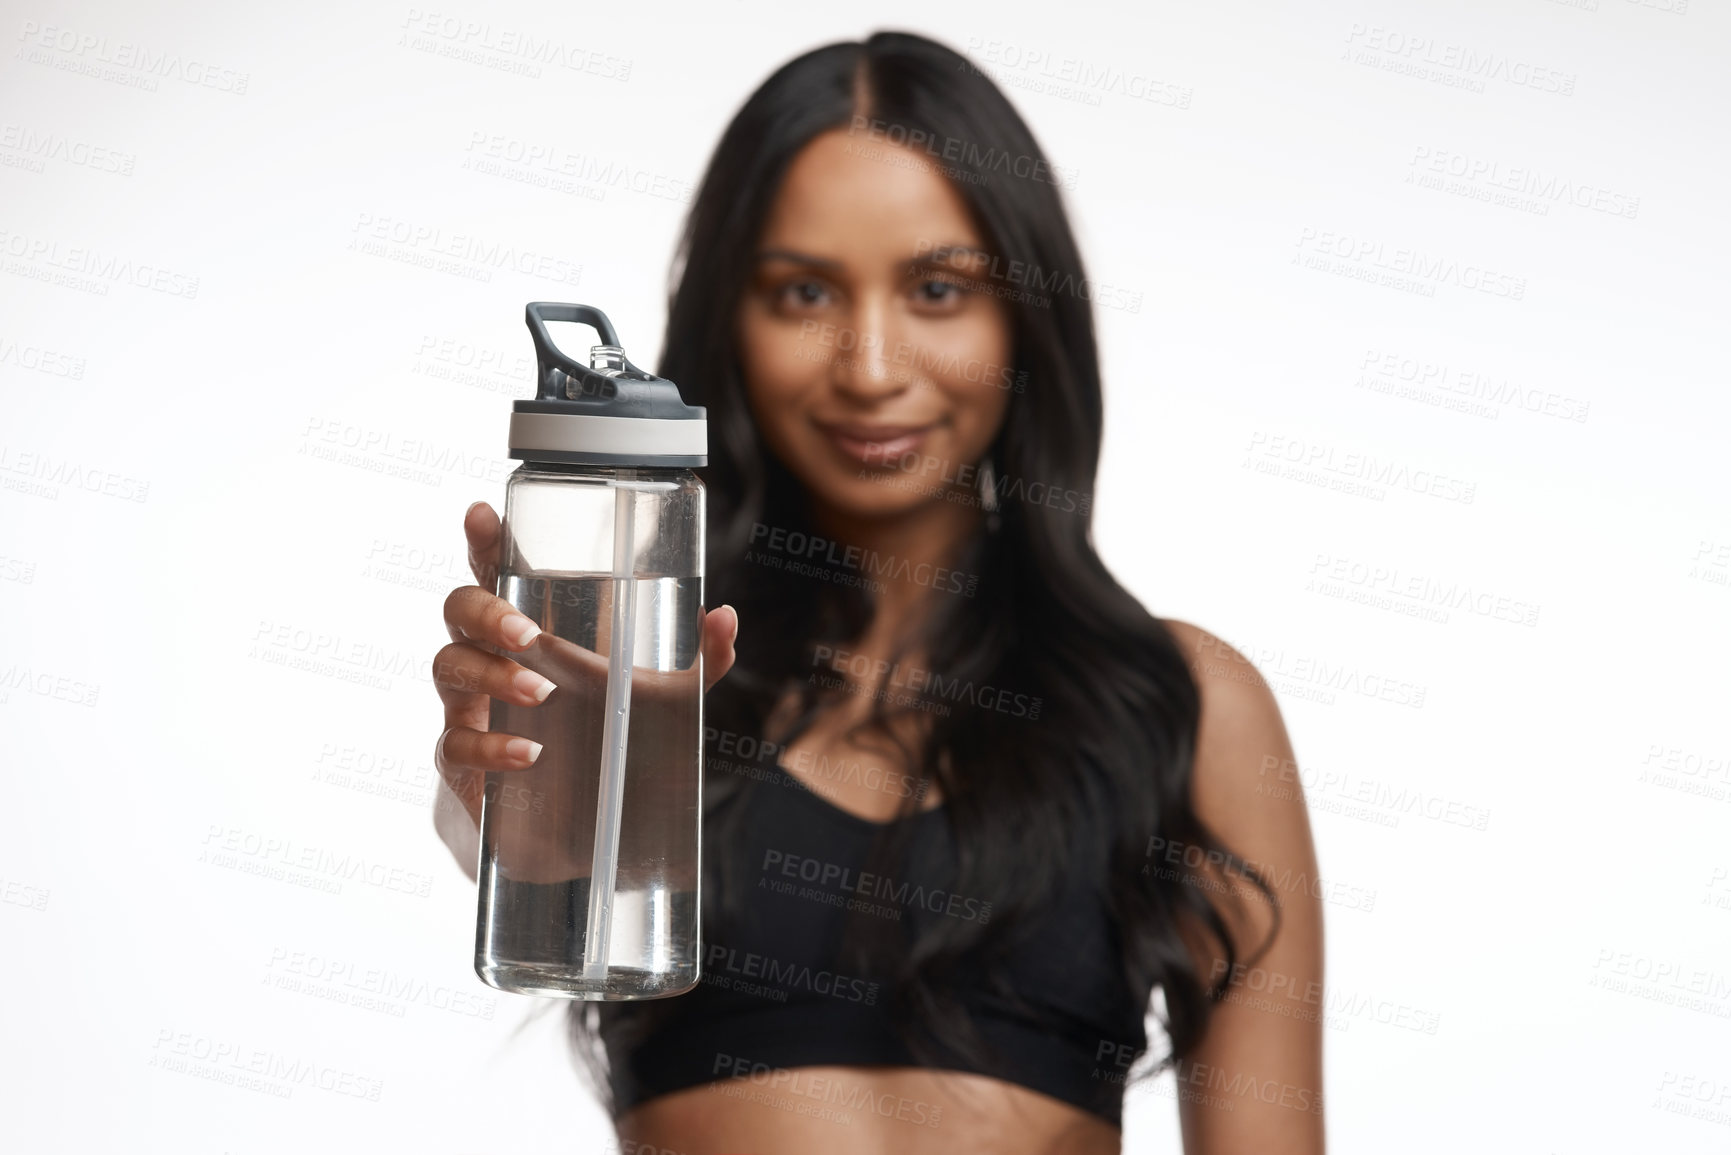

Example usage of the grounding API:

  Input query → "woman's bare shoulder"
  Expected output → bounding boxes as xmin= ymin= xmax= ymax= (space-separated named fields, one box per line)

xmin=1156 ymin=618 xmax=1271 ymax=697
xmin=1153 ymin=617 xmax=1295 ymax=793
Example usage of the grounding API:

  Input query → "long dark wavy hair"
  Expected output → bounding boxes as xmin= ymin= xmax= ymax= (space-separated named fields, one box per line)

xmin=542 ymin=29 xmax=1279 ymax=1111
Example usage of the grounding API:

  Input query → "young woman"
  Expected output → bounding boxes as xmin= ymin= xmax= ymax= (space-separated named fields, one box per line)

xmin=432 ymin=30 xmax=1324 ymax=1155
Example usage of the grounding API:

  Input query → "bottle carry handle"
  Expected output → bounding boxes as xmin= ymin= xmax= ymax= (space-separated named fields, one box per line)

xmin=525 ymin=301 xmax=657 ymax=403
xmin=519 ymin=301 xmax=707 ymax=432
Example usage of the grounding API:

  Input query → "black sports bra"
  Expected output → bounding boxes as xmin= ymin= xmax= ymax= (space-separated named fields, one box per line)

xmin=597 ymin=756 xmax=1152 ymax=1129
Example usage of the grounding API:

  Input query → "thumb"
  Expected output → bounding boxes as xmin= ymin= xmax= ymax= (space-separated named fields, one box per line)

xmin=701 ymin=605 xmax=738 ymax=693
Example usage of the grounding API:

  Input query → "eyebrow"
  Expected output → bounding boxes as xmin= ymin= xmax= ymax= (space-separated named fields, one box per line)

xmin=754 ymin=248 xmax=842 ymax=270
xmin=914 ymin=244 xmax=991 ymax=269
xmin=753 ymin=244 xmax=993 ymax=274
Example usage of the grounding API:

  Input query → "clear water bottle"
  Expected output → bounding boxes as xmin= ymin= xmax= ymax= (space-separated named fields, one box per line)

xmin=475 ymin=302 xmax=707 ymax=1000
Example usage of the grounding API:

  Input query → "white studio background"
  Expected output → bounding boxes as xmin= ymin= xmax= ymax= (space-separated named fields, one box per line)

xmin=2 ymin=0 xmax=1727 ymax=1150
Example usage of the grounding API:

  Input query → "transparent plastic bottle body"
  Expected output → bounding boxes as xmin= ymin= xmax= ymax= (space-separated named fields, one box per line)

xmin=475 ymin=463 xmax=705 ymax=999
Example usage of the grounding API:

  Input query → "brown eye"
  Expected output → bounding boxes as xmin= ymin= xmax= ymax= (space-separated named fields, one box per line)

xmin=776 ymin=279 xmax=832 ymax=308
xmin=913 ymin=277 xmax=967 ymax=309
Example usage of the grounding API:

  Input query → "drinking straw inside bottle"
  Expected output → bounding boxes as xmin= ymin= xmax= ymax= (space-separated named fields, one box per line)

xmin=583 ymin=483 xmax=637 ymax=982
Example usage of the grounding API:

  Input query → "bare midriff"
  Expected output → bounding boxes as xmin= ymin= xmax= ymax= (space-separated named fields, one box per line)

xmin=615 ymin=1063 xmax=1123 ymax=1154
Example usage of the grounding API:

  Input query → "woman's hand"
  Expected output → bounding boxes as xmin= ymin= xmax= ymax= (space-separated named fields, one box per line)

xmin=431 ymin=500 xmax=737 ymax=879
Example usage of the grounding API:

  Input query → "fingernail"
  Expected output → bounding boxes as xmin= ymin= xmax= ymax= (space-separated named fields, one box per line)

xmin=723 ymin=604 xmax=739 ymax=641
xmin=465 ymin=500 xmax=486 ymax=518
xmin=502 ymin=613 xmax=541 ymax=648
xmin=504 ymin=738 xmax=542 ymax=764
xmin=513 ymin=668 xmax=556 ymax=703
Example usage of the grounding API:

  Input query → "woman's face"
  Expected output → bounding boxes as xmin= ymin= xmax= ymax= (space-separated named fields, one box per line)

xmin=737 ymin=127 xmax=1014 ymax=524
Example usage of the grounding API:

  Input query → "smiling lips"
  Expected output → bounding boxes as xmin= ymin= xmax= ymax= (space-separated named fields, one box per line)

xmin=815 ymin=420 xmax=938 ymax=465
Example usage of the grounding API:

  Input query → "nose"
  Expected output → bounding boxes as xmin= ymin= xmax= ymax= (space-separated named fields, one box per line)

xmin=827 ymin=300 xmax=911 ymax=405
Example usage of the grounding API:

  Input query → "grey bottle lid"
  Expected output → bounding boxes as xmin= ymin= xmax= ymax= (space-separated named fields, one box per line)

xmin=509 ymin=302 xmax=707 ymax=468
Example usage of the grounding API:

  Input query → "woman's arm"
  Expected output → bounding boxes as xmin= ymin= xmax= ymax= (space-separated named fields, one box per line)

xmin=1161 ymin=620 xmax=1327 ymax=1155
